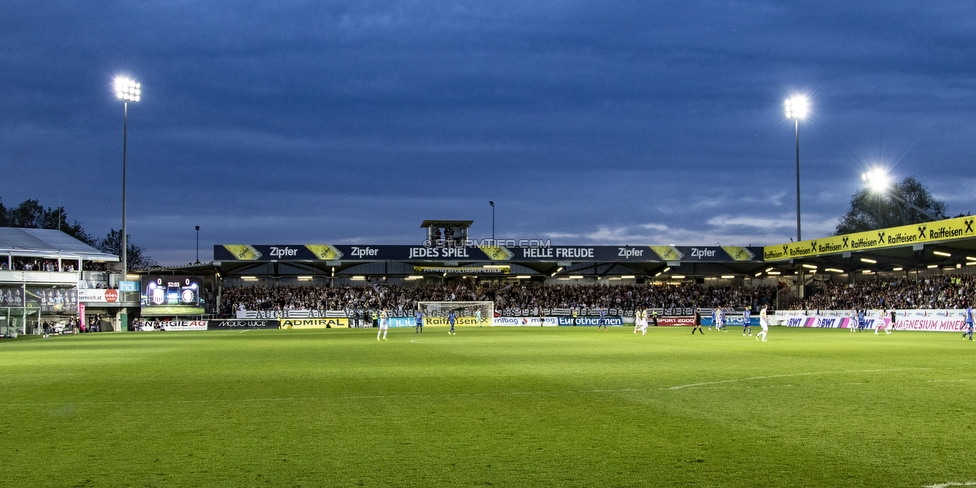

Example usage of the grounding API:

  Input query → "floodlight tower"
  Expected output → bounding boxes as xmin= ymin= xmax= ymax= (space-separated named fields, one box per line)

xmin=489 ymin=201 xmax=495 ymax=241
xmin=114 ymin=76 xmax=140 ymax=281
xmin=784 ymin=95 xmax=808 ymax=242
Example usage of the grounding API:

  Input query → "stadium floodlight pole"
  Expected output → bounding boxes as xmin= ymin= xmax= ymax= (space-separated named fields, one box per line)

xmin=784 ymin=95 xmax=808 ymax=242
xmin=115 ymin=76 xmax=140 ymax=282
xmin=195 ymin=225 xmax=200 ymax=264
xmin=489 ymin=201 xmax=495 ymax=241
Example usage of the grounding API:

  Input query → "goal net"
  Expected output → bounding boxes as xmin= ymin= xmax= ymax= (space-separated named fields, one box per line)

xmin=417 ymin=301 xmax=494 ymax=327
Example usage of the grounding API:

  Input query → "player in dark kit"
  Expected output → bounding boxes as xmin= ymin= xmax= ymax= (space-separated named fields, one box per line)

xmin=598 ymin=309 xmax=607 ymax=330
xmin=692 ymin=309 xmax=704 ymax=334
xmin=448 ymin=310 xmax=456 ymax=335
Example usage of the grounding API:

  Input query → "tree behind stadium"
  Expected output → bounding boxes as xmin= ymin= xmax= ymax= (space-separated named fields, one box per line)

xmin=1 ymin=197 xmax=96 ymax=245
xmin=96 ymin=229 xmax=158 ymax=271
xmin=835 ymin=177 xmax=947 ymax=235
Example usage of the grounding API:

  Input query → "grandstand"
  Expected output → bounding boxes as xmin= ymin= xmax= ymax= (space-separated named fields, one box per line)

xmin=0 ymin=228 xmax=120 ymax=336
xmin=4 ymin=214 xmax=976 ymax=335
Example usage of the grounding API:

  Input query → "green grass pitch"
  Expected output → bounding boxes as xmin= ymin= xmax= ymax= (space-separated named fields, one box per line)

xmin=2 ymin=326 xmax=975 ymax=487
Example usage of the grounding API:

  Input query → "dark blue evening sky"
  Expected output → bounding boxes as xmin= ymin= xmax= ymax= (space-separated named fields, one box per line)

xmin=2 ymin=1 xmax=975 ymax=264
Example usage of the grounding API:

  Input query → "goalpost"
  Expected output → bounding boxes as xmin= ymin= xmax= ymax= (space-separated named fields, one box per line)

xmin=417 ymin=301 xmax=494 ymax=327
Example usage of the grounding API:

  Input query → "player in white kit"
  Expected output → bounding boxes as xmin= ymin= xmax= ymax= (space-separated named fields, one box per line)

xmin=377 ymin=308 xmax=389 ymax=340
xmin=756 ymin=305 xmax=769 ymax=342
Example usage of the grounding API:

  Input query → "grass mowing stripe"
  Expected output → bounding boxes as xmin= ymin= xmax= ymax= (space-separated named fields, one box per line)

xmin=0 ymin=368 xmax=937 ymax=407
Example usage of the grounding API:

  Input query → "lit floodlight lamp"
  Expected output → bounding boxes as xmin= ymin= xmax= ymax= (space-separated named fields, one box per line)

xmin=114 ymin=77 xmax=141 ymax=102
xmin=861 ymin=169 xmax=891 ymax=193
xmin=933 ymin=251 xmax=952 ymax=257
xmin=784 ymin=95 xmax=808 ymax=120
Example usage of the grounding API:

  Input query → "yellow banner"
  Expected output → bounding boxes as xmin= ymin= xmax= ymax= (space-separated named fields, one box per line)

xmin=414 ymin=265 xmax=509 ymax=274
xmin=478 ymin=245 xmax=514 ymax=261
xmin=279 ymin=318 xmax=349 ymax=329
xmin=722 ymin=246 xmax=756 ymax=261
xmin=649 ymin=245 xmax=683 ymax=261
xmin=305 ymin=244 xmax=343 ymax=261
xmin=764 ymin=216 xmax=976 ymax=261
xmin=222 ymin=244 xmax=262 ymax=261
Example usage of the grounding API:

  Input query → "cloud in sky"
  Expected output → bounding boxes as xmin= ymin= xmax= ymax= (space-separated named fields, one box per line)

xmin=2 ymin=1 xmax=975 ymax=265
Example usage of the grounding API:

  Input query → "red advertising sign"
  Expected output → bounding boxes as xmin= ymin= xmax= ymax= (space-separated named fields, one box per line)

xmin=104 ymin=289 xmax=118 ymax=303
xmin=657 ymin=316 xmax=696 ymax=326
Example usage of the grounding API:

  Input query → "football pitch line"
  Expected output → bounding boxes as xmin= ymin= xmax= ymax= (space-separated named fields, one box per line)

xmin=666 ymin=367 xmax=927 ymax=390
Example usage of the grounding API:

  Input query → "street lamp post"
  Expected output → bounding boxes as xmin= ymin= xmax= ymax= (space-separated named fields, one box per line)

xmin=489 ymin=201 xmax=495 ymax=241
xmin=195 ymin=226 xmax=200 ymax=264
xmin=114 ymin=77 xmax=140 ymax=281
xmin=784 ymin=95 xmax=808 ymax=242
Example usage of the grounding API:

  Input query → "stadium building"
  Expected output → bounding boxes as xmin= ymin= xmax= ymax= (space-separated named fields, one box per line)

xmin=4 ymin=215 xmax=976 ymax=335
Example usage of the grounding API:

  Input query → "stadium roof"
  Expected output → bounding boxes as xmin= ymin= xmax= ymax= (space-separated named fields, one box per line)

xmin=194 ymin=243 xmax=770 ymax=280
xmin=0 ymin=227 xmax=119 ymax=262
xmin=763 ymin=216 xmax=976 ymax=275
xmin=143 ymin=217 xmax=976 ymax=281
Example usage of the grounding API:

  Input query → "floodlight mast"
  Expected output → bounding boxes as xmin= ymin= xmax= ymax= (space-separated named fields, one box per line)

xmin=489 ymin=201 xmax=495 ymax=241
xmin=114 ymin=76 xmax=140 ymax=283
xmin=784 ymin=95 xmax=809 ymax=303
xmin=784 ymin=95 xmax=808 ymax=242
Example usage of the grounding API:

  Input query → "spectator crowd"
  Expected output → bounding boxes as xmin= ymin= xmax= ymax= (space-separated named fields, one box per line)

xmin=219 ymin=281 xmax=778 ymax=317
xmin=797 ymin=275 xmax=976 ymax=311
